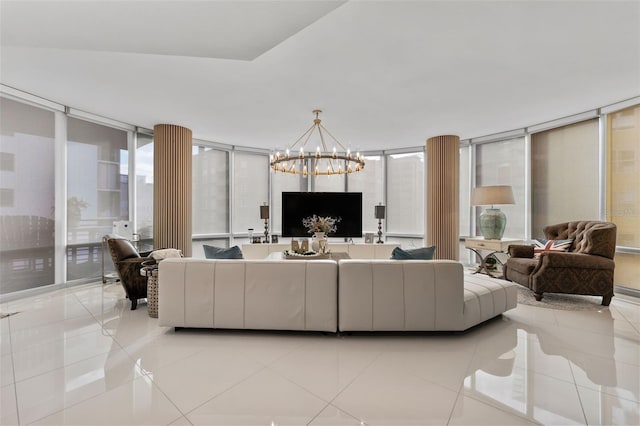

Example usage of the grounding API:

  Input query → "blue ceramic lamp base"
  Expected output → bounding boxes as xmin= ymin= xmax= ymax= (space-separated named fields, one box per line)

xmin=479 ymin=208 xmax=507 ymax=240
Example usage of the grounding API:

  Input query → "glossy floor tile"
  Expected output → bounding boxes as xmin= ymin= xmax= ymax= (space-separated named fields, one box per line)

xmin=449 ymin=395 xmax=537 ymax=425
xmin=1 ymin=282 xmax=639 ymax=425
xmin=186 ymin=368 xmax=328 ymax=425
xmin=14 ymin=349 xmax=145 ymax=425
xmin=1 ymin=383 xmax=19 ymax=426
xmin=30 ymin=375 xmax=183 ymax=426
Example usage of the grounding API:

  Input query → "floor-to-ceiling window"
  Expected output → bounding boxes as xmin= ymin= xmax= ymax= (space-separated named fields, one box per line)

xmin=459 ymin=145 xmax=471 ymax=237
xmin=348 ymin=155 xmax=384 ymax=236
xmin=386 ymin=151 xmax=424 ymax=247
xmin=459 ymin=145 xmax=472 ymax=262
xmin=607 ymin=104 xmax=640 ymax=290
xmin=66 ymin=118 xmax=129 ymax=280
xmin=2 ymin=87 xmax=639 ymax=296
xmin=135 ymin=132 xmax=154 ymax=251
xmin=475 ymin=138 xmax=526 ymax=239
xmin=531 ymin=119 xmax=600 ymax=236
xmin=232 ymin=151 xmax=269 ymax=245
xmin=192 ymin=143 xmax=229 ymax=257
xmin=0 ymin=98 xmax=56 ymax=294
xmin=271 ymin=171 xmax=303 ymax=237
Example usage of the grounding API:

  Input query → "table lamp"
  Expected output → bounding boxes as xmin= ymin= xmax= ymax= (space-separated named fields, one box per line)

xmin=375 ymin=204 xmax=386 ymax=244
xmin=259 ymin=203 xmax=269 ymax=242
xmin=471 ymin=186 xmax=515 ymax=240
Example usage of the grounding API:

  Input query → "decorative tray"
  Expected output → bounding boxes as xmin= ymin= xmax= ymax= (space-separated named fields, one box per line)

xmin=284 ymin=252 xmax=330 ymax=260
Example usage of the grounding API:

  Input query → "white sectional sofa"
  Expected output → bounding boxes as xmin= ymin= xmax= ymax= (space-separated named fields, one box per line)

xmin=338 ymin=260 xmax=518 ymax=331
xmin=158 ymin=258 xmax=338 ymax=332
xmin=158 ymin=258 xmax=517 ymax=333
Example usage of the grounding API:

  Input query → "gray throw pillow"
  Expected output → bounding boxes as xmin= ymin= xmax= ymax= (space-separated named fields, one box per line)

xmin=203 ymin=245 xmax=243 ymax=259
xmin=391 ymin=246 xmax=436 ymax=260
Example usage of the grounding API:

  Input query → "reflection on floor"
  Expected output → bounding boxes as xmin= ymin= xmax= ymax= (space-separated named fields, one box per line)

xmin=1 ymin=282 xmax=639 ymax=425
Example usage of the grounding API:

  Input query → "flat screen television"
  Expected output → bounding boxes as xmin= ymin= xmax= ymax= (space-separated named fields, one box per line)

xmin=281 ymin=192 xmax=363 ymax=238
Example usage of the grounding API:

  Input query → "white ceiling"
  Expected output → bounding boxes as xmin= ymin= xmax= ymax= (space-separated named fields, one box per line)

xmin=2 ymin=0 xmax=639 ymax=151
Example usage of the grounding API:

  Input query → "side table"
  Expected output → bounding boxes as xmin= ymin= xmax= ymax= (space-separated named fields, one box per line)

xmin=141 ymin=262 xmax=159 ymax=318
xmin=464 ymin=237 xmax=523 ymax=278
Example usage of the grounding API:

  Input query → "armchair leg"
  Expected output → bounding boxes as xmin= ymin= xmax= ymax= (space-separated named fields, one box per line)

xmin=601 ymin=295 xmax=612 ymax=306
xmin=534 ymin=292 xmax=543 ymax=301
xmin=131 ymin=298 xmax=138 ymax=310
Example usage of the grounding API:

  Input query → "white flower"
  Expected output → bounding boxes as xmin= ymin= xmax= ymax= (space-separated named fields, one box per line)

xmin=302 ymin=214 xmax=341 ymax=234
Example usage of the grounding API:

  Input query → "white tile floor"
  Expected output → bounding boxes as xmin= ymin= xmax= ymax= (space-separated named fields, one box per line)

xmin=1 ymin=283 xmax=639 ymax=426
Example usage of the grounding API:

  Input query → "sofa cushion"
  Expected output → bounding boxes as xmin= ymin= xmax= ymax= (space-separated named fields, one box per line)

xmin=391 ymin=246 xmax=436 ymax=260
xmin=151 ymin=248 xmax=182 ymax=261
xmin=533 ymin=239 xmax=572 ymax=257
xmin=203 ymin=245 xmax=244 ymax=259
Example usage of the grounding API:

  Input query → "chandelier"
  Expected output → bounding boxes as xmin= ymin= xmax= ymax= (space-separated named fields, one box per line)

xmin=270 ymin=109 xmax=365 ymax=176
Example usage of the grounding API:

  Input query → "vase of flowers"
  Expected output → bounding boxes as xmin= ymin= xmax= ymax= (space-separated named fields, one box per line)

xmin=311 ymin=232 xmax=327 ymax=253
xmin=302 ymin=214 xmax=341 ymax=253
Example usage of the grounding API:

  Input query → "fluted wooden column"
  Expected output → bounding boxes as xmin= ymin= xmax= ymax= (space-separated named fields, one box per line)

xmin=426 ymin=135 xmax=459 ymax=260
xmin=154 ymin=124 xmax=192 ymax=257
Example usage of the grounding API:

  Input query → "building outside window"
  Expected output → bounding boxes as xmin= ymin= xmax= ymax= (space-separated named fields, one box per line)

xmin=135 ymin=133 xmax=154 ymax=251
xmin=0 ymin=98 xmax=56 ymax=294
xmin=348 ymin=155 xmax=384 ymax=236
xmin=66 ymin=118 xmax=129 ymax=281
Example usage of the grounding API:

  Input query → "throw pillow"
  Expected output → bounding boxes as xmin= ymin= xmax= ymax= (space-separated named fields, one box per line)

xmin=150 ymin=248 xmax=182 ymax=261
xmin=533 ymin=239 xmax=573 ymax=258
xmin=203 ymin=245 xmax=244 ymax=259
xmin=391 ymin=246 xmax=436 ymax=260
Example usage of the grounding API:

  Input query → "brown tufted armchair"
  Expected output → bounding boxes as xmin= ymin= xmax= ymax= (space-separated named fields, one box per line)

xmin=105 ymin=234 xmax=153 ymax=310
xmin=504 ymin=221 xmax=616 ymax=306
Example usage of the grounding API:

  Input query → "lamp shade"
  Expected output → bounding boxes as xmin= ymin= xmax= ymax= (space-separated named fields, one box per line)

xmin=375 ymin=205 xmax=386 ymax=219
xmin=471 ymin=186 xmax=515 ymax=206
xmin=259 ymin=205 xmax=270 ymax=219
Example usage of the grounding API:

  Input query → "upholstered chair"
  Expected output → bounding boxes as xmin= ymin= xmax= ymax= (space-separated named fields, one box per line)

xmin=504 ymin=221 xmax=616 ymax=306
xmin=105 ymin=234 xmax=152 ymax=310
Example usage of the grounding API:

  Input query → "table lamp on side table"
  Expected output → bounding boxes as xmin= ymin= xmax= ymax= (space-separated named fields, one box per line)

xmin=471 ymin=185 xmax=515 ymax=240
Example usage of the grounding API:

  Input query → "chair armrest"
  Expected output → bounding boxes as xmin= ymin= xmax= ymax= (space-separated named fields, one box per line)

xmin=508 ymin=244 xmax=534 ymax=258
xmin=538 ymin=252 xmax=614 ymax=269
